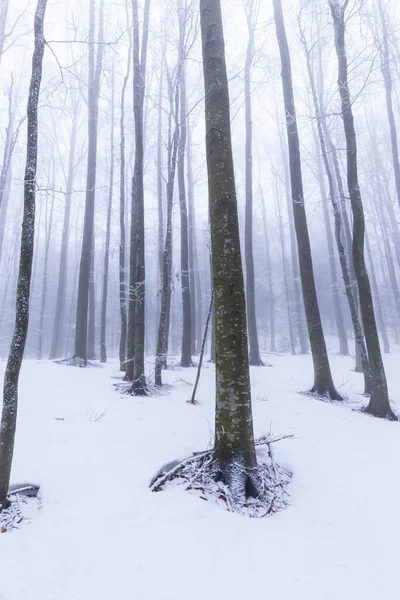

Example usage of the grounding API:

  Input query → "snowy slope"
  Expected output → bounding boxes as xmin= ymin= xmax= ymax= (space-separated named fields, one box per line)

xmin=0 ymin=352 xmax=399 ymax=600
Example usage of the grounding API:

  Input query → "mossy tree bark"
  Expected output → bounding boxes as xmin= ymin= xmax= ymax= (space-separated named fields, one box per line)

xmin=200 ymin=0 xmax=260 ymax=503
xmin=0 ymin=0 xmax=47 ymax=511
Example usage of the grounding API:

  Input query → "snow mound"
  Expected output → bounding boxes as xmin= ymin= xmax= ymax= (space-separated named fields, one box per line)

xmin=0 ymin=493 xmax=40 ymax=533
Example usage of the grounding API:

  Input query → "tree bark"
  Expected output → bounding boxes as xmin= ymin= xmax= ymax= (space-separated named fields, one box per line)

xmin=329 ymin=0 xmax=395 ymax=419
xmin=74 ymin=0 xmax=104 ymax=363
xmin=200 ymin=0 xmax=260 ymax=502
xmin=273 ymin=0 xmax=340 ymax=399
xmin=0 ymin=0 xmax=47 ymax=511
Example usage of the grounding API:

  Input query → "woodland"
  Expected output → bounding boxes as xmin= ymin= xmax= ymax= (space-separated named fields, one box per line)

xmin=0 ymin=0 xmax=400 ymax=596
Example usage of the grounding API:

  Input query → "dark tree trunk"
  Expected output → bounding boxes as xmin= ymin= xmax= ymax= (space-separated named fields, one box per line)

xmin=244 ymin=1 xmax=263 ymax=366
xmin=273 ymin=0 xmax=340 ymax=399
xmin=200 ymin=0 xmax=260 ymax=503
xmin=177 ymin=3 xmax=192 ymax=367
xmin=329 ymin=0 xmax=395 ymax=419
xmin=49 ymin=95 xmax=78 ymax=359
xmin=190 ymin=292 xmax=213 ymax=405
xmin=74 ymin=0 xmax=104 ymax=364
xmin=0 ymin=0 xmax=47 ymax=512
xmin=127 ymin=0 xmax=150 ymax=394
xmin=100 ymin=68 xmax=115 ymax=364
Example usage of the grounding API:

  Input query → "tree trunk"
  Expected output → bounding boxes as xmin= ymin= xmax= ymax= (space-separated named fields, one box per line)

xmin=200 ymin=0 xmax=260 ymax=503
xmin=74 ymin=0 xmax=104 ymax=364
xmin=127 ymin=0 xmax=151 ymax=394
xmin=365 ymin=232 xmax=390 ymax=353
xmin=177 ymin=3 xmax=192 ymax=367
xmin=100 ymin=67 xmax=115 ymax=364
xmin=118 ymin=5 xmax=132 ymax=371
xmin=273 ymin=0 xmax=340 ymax=399
xmin=260 ymin=188 xmax=276 ymax=352
xmin=0 ymin=0 xmax=47 ymax=511
xmin=49 ymin=95 xmax=78 ymax=359
xmin=329 ymin=0 xmax=395 ymax=419
xmin=244 ymin=1 xmax=263 ymax=366
xmin=154 ymin=70 xmax=180 ymax=386
xmin=37 ymin=165 xmax=55 ymax=360
xmin=378 ymin=0 xmax=400 ymax=211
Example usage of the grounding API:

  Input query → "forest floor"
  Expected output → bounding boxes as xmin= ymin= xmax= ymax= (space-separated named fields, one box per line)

xmin=1 ymin=350 xmax=400 ymax=599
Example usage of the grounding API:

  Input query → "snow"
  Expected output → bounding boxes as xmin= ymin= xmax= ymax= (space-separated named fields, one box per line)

xmin=1 ymin=351 xmax=400 ymax=599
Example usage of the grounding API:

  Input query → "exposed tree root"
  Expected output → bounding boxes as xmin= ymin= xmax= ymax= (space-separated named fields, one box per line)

xmin=150 ymin=435 xmax=292 ymax=517
xmin=0 ymin=490 xmax=40 ymax=532
xmin=55 ymin=356 xmax=99 ymax=368
xmin=364 ymin=404 xmax=398 ymax=421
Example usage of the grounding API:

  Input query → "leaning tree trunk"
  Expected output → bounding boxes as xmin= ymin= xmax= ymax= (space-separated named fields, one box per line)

xmin=329 ymin=0 xmax=395 ymax=419
xmin=177 ymin=5 xmax=192 ymax=367
xmin=0 ymin=0 xmax=47 ymax=512
xmin=244 ymin=1 xmax=263 ymax=366
xmin=200 ymin=0 xmax=260 ymax=503
xmin=273 ymin=0 xmax=340 ymax=399
xmin=74 ymin=0 xmax=104 ymax=364
xmin=100 ymin=69 xmax=115 ymax=364
xmin=127 ymin=0 xmax=150 ymax=394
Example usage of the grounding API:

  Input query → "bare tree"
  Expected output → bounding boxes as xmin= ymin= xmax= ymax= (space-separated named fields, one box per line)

xmin=329 ymin=0 xmax=396 ymax=419
xmin=0 ymin=0 xmax=47 ymax=511
xmin=273 ymin=0 xmax=341 ymax=399
xmin=201 ymin=0 xmax=260 ymax=502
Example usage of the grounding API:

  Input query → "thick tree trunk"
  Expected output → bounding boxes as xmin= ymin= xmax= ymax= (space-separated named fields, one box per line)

xmin=329 ymin=0 xmax=395 ymax=419
xmin=273 ymin=0 xmax=340 ymax=399
xmin=200 ymin=0 xmax=260 ymax=502
xmin=0 ymin=0 xmax=47 ymax=511
xmin=74 ymin=0 xmax=104 ymax=364
xmin=127 ymin=0 xmax=150 ymax=394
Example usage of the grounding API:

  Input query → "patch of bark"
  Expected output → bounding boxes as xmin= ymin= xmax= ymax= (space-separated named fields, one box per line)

xmin=150 ymin=435 xmax=292 ymax=518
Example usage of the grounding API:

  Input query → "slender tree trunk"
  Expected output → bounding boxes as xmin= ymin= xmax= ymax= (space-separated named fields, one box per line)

xmin=378 ymin=1 xmax=400 ymax=211
xmin=329 ymin=0 xmax=395 ymax=419
xmin=0 ymin=0 xmax=47 ymax=511
xmin=190 ymin=292 xmax=213 ymax=405
xmin=273 ymin=0 xmax=340 ymax=399
xmin=74 ymin=0 xmax=104 ymax=364
xmin=118 ymin=5 xmax=132 ymax=371
xmin=88 ymin=238 xmax=96 ymax=360
xmin=260 ymin=189 xmax=276 ymax=352
xmin=49 ymin=96 xmax=78 ymax=359
xmin=276 ymin=181 xmax=295 ymax=355
xmin=100 ymin=68 xmax=115 ymax=363
xmin=177 ymin=4 xmax=192 ymax=367
xmin=365 ymin=232 xmax=390 ymax=353
xmin=37 ymin=169 xmax=55 ymax=360
xmin=200 ymin=0 xmax=260 ymax=502
xmin=155 ymin=74 xmax=179 ymax=386
xmin=244 ymin=2 xmax=263 ymax=366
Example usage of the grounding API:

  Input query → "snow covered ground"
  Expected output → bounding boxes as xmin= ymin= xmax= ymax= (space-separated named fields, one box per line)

xmin=1 ymin=351 xmax=400 ymax=599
